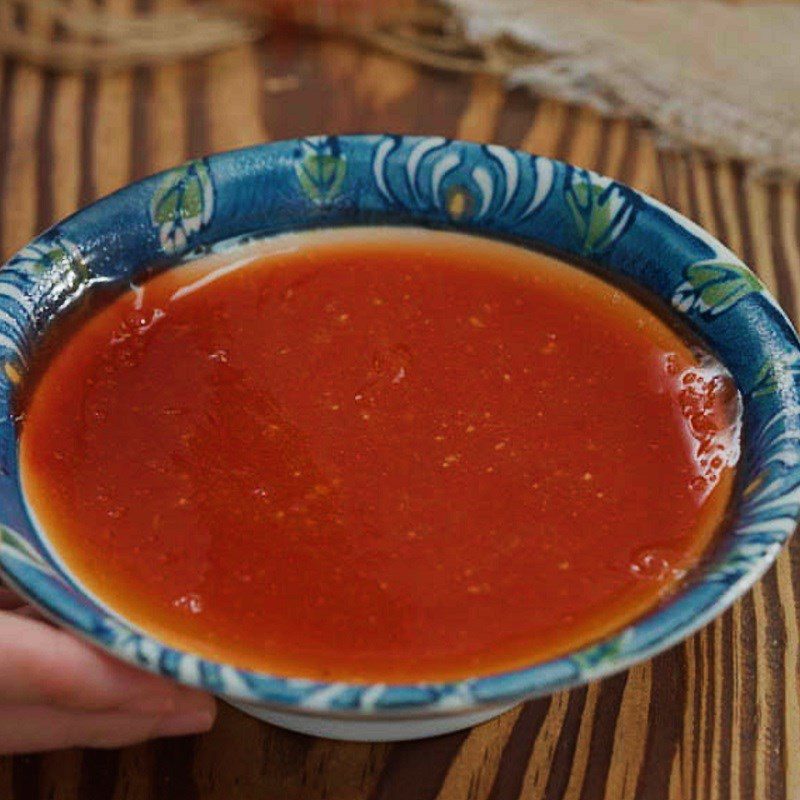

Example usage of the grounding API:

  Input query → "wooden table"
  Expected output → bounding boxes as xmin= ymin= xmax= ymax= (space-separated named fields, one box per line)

xmin=1 ymin=23 xmax=799 ymax=800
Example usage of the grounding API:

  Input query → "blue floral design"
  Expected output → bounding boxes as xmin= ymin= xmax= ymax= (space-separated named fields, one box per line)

xmin=673 ymin=257 xmax=766 ymax=318
xmin=293 ymin=136 xmax=347 ymax=206
xmin=563 ymin=167 xmax=639 ymax=256
xmin=150 ymin=159 xmax=214 ymax=254
xmin=372 ymin=136 xmax=554 ymax=225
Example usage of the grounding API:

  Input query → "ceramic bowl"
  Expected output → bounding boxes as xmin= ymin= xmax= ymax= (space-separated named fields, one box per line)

xmin=1 ymin=136 xmax=800 ymax=742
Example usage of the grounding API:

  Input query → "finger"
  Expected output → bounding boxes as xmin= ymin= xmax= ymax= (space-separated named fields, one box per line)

xmin=0 ymin=611 xmax=208 ymax=712
xmin=0 ymin=695 xmax=216 ymax=754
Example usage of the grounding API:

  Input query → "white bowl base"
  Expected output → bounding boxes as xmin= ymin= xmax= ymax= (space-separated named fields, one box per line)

xmin=228 ymin=700 xmax=516 ymax=741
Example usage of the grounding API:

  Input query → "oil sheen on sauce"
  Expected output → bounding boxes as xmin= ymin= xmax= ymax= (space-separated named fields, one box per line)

xmin=20 ymin=228 xmax=741 ymax=682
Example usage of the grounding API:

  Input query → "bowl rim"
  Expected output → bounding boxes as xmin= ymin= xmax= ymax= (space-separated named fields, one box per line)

xmin=1 ymin=134 xmax=799 ymax=719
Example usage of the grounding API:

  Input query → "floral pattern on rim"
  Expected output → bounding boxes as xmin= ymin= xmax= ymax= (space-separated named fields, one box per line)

xmin=750 ymin=350 xmax=800 ymax=399
xmin=6 ymin=237 xmax=87 ymax=281
xmin=293 ymin=136 xmax=348 ymax=206
xmin=0 ymin=235 xmax=87 ymax=373
xmin=150 ymin=159 xmax=214 ymax=255
xmin=706 ymin=403 xmax=800 ymax=584
xmin=672 ymin=257 xmax=766 ymax=318
xmin=569 ymin=632 xmax=632 ymax=674
xmin=563 ymin=167 xmax=639 ymax=256
xmin=372 ymin=136 xmax=554 ymax=224
xmin=0 ymin=525 xmax=55 ymax=576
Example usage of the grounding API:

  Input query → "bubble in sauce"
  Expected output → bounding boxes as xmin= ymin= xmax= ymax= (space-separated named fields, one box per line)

xmin=172 ymin=593 xmax=203 ymax=614
xmin=629 ymin=547 xmax=686 ymax=582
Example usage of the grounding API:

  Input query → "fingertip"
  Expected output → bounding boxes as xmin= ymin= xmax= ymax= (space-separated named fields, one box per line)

xmin=179 ymin=689 xmax=217 ymax=725
xmin=153 ymin=707 xmax=216 ymax=738
xmin=177 ymin=688 xmax=217 ymax=721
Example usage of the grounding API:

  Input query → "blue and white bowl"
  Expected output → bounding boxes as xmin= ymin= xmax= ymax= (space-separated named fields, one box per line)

xmin=1 ymin=136 xmax=799 ymax=741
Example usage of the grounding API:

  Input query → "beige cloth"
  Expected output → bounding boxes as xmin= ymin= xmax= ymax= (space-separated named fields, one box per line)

xmin=448 ymin=0 xmax=800 ymax=179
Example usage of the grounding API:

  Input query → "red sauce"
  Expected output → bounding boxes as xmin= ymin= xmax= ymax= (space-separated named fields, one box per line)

xmin=20 ymin=228 xmax=740 ymax=681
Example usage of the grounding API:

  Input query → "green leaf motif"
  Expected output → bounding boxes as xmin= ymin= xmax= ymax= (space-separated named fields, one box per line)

xmin=672 ymin=258 xmax=764 ymax=317
xmin=8 ymin=238 xmax=89 ymax=289
xmin=33 ymin=247 xmax=67 ymax=273
xmin=150 ymin=160 xmax=214 ymax=254
xmin=293 ymin=138 xmax=347 ymax=206
xmin=564 ymin=169 xmax=637 ymax=255
xmin=750 ymin=352 xmax=800 ymax=398
xmin=0 ymin=525 xmax=54 ymax=575
xmin=571 ymin=633 xmax=629 ymax=674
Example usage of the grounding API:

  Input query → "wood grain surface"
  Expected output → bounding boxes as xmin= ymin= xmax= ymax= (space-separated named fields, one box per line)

xmin=1 ymin=18 xmax=800 ymax=800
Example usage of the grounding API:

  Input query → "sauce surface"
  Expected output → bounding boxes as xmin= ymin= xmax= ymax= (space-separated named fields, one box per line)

xmin=20 ymin=228 xmax=740 ymax=681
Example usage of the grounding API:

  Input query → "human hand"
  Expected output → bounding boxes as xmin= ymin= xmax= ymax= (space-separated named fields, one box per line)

xmin=0 ymin=586 xmax=216 ymax=753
